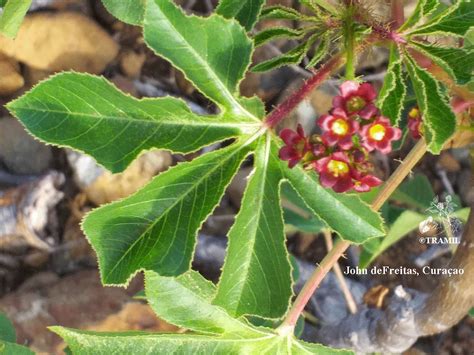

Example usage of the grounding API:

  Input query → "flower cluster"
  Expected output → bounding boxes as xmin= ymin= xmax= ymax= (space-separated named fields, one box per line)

xmin=407 ymin=106 xmax=423 ymax=139
xmin=279 ymin=81 xmax=402 ymax=193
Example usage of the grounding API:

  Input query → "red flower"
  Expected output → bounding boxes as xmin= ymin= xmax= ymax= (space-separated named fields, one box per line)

xmin=360 ymin=116 xmax=402 ymax=154
xmin=407 ymin=107 xmax=423 ymax=139
xmin=333 ymin=81 xmax=378 ymax=119
xmin=315 ymin=152 xmax=354 ymax=193
xmin=317 ymin=108 xmax=359 ymax=149
xmin=353 ymin=174 xmax=382 ymax=192
xmin=279 ymin=124 xmax=311 ymax=168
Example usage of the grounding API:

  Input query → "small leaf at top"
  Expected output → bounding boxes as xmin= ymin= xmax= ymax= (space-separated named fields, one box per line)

xmin=0 ymin=0 xmax=32 ymax=38
xmin=408 ymin=1 xmax=474 ymax=37
xmin=253 ymin=27 xmax=304 ymax=47
xmin=259 ymin=5 xmax=302 ymax=21
xmin=216 ymin=0 xmax=265 ymax=32
xmin=144 ymin=0 xmax=257 ymax=118
xmin=213 ymin=135 xmax=292 ymax=319
xmin=399 ymin=0 xmax=439 ymax=31
xmin=101 ymin=0 xmax=145 ymax=25
xmin=82 ymin=141 xmax=252 ymax=285
xmin=410 ymin=41 xmax=474 ymax=85
xmin=377 ymin=45 xmax=407 ymax=126
xmin=7 ymin=73 xmax=259 ymax=173
xmin=404 ymin=54 xmax=456 ymax=153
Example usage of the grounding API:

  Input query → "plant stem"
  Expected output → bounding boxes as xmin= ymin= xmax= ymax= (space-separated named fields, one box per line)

xmin=264 ymin=54 xmax=344 ymax=128
xmin=323 ymin=229 xmax=357 ymax=314
xmin=277 ymin=139 xmax=428 ymax=332
xmin=343 ymin=6 xmax=356 ymax=80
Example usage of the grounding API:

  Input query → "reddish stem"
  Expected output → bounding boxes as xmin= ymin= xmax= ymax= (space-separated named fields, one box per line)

xmin=264 ymin=55 xmax=343 ymax=128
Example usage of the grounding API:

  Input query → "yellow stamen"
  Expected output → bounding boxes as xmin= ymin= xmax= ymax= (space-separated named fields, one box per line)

xmin=328 ymin=160 xmax=349 ymax=177
xmin=369 ymin=124 xmax=386 ymax=141
xmin=331 ymin=118 xmax=349 ymax=136
xmin=408 ymin=108 xmax=419 ymax=118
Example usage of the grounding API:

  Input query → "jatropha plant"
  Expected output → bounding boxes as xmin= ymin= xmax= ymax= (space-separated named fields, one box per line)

xmin=4 ymin=0 xmax=474 ymax=353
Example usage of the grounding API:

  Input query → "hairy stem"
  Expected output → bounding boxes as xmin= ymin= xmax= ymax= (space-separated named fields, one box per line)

xmin=278 ymin=139 xmax=428 ymax=331
xmin=323 ymin=230 xmax=357 ymax=314
xmin=264 ymin=54 xmax=344 ymax=128
xmin=343 ymin=6 xmax=356 ymax=80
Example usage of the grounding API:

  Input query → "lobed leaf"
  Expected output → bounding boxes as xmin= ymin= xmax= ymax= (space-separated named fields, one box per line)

xmin=7 ymin=73 xmax=259 ymax=173
xmin=252 ymin=36 xmax=317 ymax=73
xmin=213 ymin=135 xmax=293 ymax=319
xmin=306 ymin=34 xmax=329 ymax=68
xmin=53 ymin=271 xmax=351 ymax=354
xmin=253 ymin=27 xmax=304 ymax=47
xmin=144 ymin=0 xmax=257 ymax=118
xmin=405 ymin=54 xmax=456 ymax=153
xmin=0 ymin=0 xmax=31 ymax=38
xmin=101 ymin=0 xmax=145 ymax=25
xmin=399 ymin=0 xmax=439 ymax=31
xmin=146 ymin=270 xmax=252 ymax=334
xmin=408 ymin=1 xmax=474 ymax=37
xmin=0 ymin=313 xmax=15 ymax=342
xmin=390 ymin=174 xmax=435 ymax=210
xmin=259 ymin=5 xmax=302 ymax=21
xmin=377 ymin=45 xmax=407 ymax=125
xmin=360 ymin=210 xmax=426 ymax=268
xmin=410 ymin=41 xmax=474 ymax=85
xmin=280 ymin=149 xmax=385 ymax=243
xmin=216 ymin=0 xmax=265 ymax=32
xmin=82 ymin=141 xmax=253 ymax=285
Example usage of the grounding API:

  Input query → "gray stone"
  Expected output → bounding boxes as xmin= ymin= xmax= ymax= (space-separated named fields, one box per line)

xmin=0 ymin=117 xmax=53 ymax=175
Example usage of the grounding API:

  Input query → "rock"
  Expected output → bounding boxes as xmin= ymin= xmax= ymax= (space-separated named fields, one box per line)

xmin=67 ymin=149 xmax=172 ymax=205
xmin=0 ymin=12 xmax=119 ymax=74
xmin=0 ymin=270 xmax=143 ymax=354
xmin=438 ymin=152 xmax=461 ymax=173
xmin=120 ymin=50 xmax=146 ymax=78
xmin=0 ymin=54 xmax=24 ymax=95
xmin=0 ymin=118 xmax=53 ymax=174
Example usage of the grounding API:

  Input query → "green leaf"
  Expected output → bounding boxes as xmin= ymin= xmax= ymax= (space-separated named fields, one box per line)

xmin=253 ymin=27 xmax=304 ymax=47
xmin=7 ymin=73 xmax=259 ymax=173
xmin=52 ymin=271 xmax=351 ymax=354
xmin=146 ymin=270 xmax=252 ymax=334
xmin=408 ymin=1 xmax=474 ymax=37
xmin=0 ymin=0 xmax=31 ymax=38
xmin=282 ymin=182 xmax=326 ymax=233
xmin=399 ymin=0 xmax=439 ymax=31
xmin=360 ymin=210 xmax=426 ymax=267
xmin=213 ymin=135 xmax=292 ymax=319
xmin=306 ymin=34 xmax=329 ymax=68
xmin=377 ymin=45 xmax=407 ymax=125
xmin=469 ymin=307 xmax=474 ymax=317
xmin=216 ymin=0 xmax=265 ymax=31
xmin=252 ymin=36 xmax=316 ymax=73
xmin=390 ymin=174 xmax=435 ymax=210
xmin=259 ymin=5 xmax=302 ymax=21
xmin=410 ymin=41 xmax=474 ymax=85
xmin=143 ymin=0 xmax=256 ymax=118
xmin=281 ymin=156 xmax=385 ymax=244
xmin=0 ymin=341 xmax=34 ymax=355
xmin=0 ymin=313 xmax=15 ymax=342
xmin=101 ymin=0 xmax=145 ymax=25
xmin=82 ymin=140 xmax=252 ymax=285
xmin=404 ymin=53 xmax=456 ymax=153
